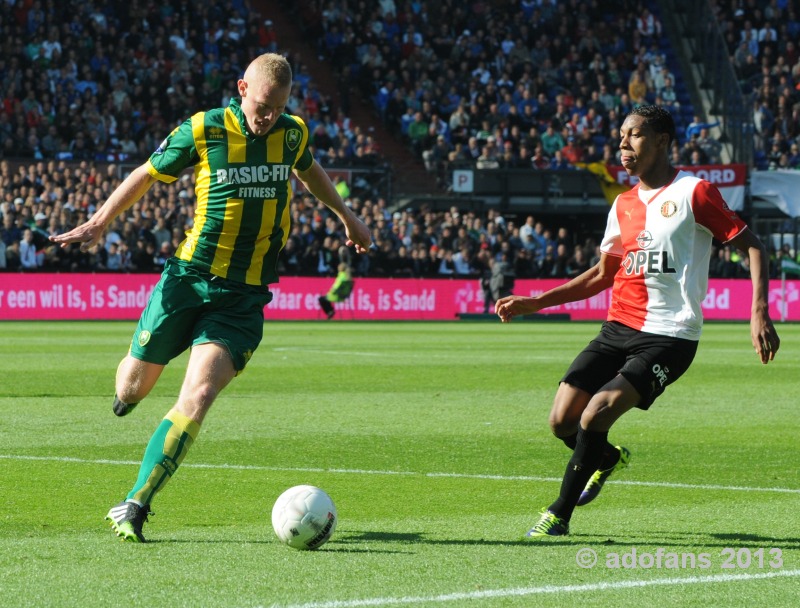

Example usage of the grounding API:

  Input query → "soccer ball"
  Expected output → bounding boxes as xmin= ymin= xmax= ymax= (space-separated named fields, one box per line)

xmin=271 ymin=485 xmax=337 ymax=550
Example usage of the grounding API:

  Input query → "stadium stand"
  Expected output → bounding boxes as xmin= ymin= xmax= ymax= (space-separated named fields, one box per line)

xmin=1 ymin=0 xmax=793 ymax=280
xmin=287 ymin=0 xmax=701 ymax=181
xmin=710 ymin=0 xmax=800 ymax=171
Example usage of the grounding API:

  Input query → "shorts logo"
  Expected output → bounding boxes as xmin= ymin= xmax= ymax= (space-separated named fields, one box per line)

xmin=661 ymin=201 xmax=678 ymax=217
xmin=138 ymin=330 xmax=152 ymax=347
xmin=652 ymin=363 xmax=670 ymax=387
xmin=285 ymin=128 xmax=302 ymax=151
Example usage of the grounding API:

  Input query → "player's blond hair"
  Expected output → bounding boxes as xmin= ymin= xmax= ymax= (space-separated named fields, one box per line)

xmin=245 ymin=53 xmax=293 ymax=89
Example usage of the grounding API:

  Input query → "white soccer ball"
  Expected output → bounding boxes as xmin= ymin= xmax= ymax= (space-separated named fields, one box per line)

xmin=271 ymin=485 xmax=337 ymax=550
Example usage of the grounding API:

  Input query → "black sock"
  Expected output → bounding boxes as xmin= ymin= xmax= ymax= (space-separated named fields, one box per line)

xmin=599 ymin=444 xmax=621 ymax=471
xmin=318 ymin=296 xmax=334 ymax=315
xmin=548 ymin=428 xmax=609 ymax=521
xmin=559 ymin=431 xmax=578 ymax=450
xmin=112 ymin=395 xmax=139 ymax=416
xmin=558 ymin=432 xmax=618 ymax=467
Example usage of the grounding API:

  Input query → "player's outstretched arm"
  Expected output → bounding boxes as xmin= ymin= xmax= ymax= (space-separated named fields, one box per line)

xmin=495 ymin=253 xmax=620 ymax=322
xmin=294 ymin=161 xmax=372 ymax=253
xmin=729 ymin=228 xmax=780 ymax=363
xmin=49 ymin=164 xmax=156 ymax=252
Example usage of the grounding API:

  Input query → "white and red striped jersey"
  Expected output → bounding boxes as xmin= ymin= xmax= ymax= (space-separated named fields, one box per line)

xmin=600 ymin=170 xmax=746 ymax=340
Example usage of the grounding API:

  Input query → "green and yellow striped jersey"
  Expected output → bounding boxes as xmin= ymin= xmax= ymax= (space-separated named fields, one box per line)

xmin=146 ymin=97 xmax=313 ymax=285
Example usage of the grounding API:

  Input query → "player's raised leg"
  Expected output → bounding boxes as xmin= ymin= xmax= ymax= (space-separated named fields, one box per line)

xmin=112 ymin=356 xmax=165 ymax=416
xmin=106 ymin=343 xmax=236 ymax=542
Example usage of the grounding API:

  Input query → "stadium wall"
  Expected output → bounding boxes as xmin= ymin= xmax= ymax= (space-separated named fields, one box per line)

xmin=0 ymin=274 xmax=797 ymax=322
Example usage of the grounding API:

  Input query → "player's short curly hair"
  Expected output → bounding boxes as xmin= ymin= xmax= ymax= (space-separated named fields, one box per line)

xmin=628 ymin=105 xmax=676 ymax=146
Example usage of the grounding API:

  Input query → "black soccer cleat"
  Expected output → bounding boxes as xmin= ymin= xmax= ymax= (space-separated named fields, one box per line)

xmin=576 ymin=446 xmax=632 ymax=506
xmin=112 ymin=395 xmax=139 ymax=417
xmin=105 ymin=501 xmax=152 ymax=543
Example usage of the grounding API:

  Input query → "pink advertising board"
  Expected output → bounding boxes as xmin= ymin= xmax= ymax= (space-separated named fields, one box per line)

xmin=0 ymin=274 xmax=797 ymax=321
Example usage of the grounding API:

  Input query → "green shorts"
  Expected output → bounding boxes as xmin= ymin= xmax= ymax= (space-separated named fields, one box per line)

xmin=129 ymin=258 xmax=273 ymax=372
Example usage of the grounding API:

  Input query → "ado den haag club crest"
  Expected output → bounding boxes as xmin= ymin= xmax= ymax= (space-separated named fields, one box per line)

xmin=285 ymin=128 xmax=301 ymax=151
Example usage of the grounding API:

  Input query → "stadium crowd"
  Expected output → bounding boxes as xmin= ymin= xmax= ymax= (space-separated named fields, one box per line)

xmin=1 ymin=0 xmax=796 ymax=281
xmin=0 ymin=156 xmax=597 ymax=281
xmin=0 ymin=0 xmax=382 ymax=273
xmin=718 ymin=0 xmax=800 ymax=170
xmin=1 ymin=156 xmax=789 ymax=281
xmin=290 ymin=0 xmax=728 ymax=186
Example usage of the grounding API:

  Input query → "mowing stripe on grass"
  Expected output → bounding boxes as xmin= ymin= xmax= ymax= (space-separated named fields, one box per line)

xmin=2 ymin=454 xmax=799 ymax=495
xmin=273 ymin=347 xmax=394 ymax=357
xmin=269 ymin=569 xmax=800 ymax=608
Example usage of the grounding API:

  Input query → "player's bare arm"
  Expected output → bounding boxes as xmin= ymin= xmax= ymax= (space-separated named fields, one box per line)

xmin=49 ymin=164 xmax=156 ymax=252
xmin=294 ymin=161 xmax=372 ymax=253
xmin=496 ymin=253 xmax=621 ymax=322
xmin=728 ymin=228 xmax=780 ymax=363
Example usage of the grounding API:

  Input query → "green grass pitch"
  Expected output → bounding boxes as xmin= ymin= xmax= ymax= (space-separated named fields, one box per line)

xmin=1 ymin=320 xmax=798 ymax=607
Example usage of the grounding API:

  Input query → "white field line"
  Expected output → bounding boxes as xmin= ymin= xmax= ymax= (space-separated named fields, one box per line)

xmin=1 ymin=454 xmax=799 ymax=494
xmin=266 ymin=569 xmax=800 ymax=608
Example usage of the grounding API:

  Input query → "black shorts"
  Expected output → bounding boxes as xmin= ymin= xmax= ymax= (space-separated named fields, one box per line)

xmin=561 ymin=321 xmax=699 ymax=410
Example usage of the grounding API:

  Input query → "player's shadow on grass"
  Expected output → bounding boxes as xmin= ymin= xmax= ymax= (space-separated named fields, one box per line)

xmin=149 ymin=539 xmax=273 ymax=545
xmin=149 ymin=536 xmax=410 ymax=553
xmin=621 ymin=531 xmax=800 ymax=550
xmin=711 ymin=533 xmax=800 ymax=547
xmin=337 ymin=530 xmax=598 ymax=547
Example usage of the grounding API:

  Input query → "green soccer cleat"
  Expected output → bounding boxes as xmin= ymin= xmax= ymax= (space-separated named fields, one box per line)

xmin=524 ymin=510 xmax=569 ymax=539
xmin=576 ymin=446 xmax=631 ymax=507
xmin=106 ymin=501 xmax=152 ymax=543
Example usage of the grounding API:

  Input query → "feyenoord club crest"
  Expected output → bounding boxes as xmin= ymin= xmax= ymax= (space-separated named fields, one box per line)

xmin=661 ymin=200 xmax=678 ymax=218
xmin=285 ymin=128 xmax=301 ymax=151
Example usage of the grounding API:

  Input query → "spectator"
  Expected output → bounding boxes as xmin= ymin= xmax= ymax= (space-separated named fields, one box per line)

xmin=628 ymin=71 xmax=649 ymax=106
xmin=407 ymin=111 xmax=429 ymax=158
xmin=566 ymin=245 xmax=591 ymax=278
xmin=561 ymin=137 xmax=584 ymax=164
xmin=679 ymin=136 xmax=709 ymax=165
xmin=422 ymin=135 xmax=451 ymax=177
xmin=19 ymin=228 xmax=42 ymax=269
xmin=106 ymin=241 xmax=123 ymax=271
xmin=530 ymin=145 xmax=550 ymax=170
xmin=2 ymin=212 xmax=23 ymax=249
xmin=696 ymin=128 xmax=722 ymax=164
xmin=476 ymin=145 xmax=500 ymax=170
xmin=659 ymin=76 xmax=681 ymax=112
xmin=549 ymin=150 xmax=572 ymax=171
xmin=685 ymin=115 xmax=721 ymax=139
xmin=489 ymin=252 xmax=515 ymax=302
xmin=541 ymin=124 xmax=566 ymax=157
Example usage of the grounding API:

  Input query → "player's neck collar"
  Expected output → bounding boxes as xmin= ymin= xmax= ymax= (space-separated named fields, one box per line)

xmin=638 ymin=166 xmax=678 ymax=192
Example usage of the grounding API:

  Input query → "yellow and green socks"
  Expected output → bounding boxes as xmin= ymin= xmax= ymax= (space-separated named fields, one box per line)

xmin=126 ymin=410 xmax=200 ymax=506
